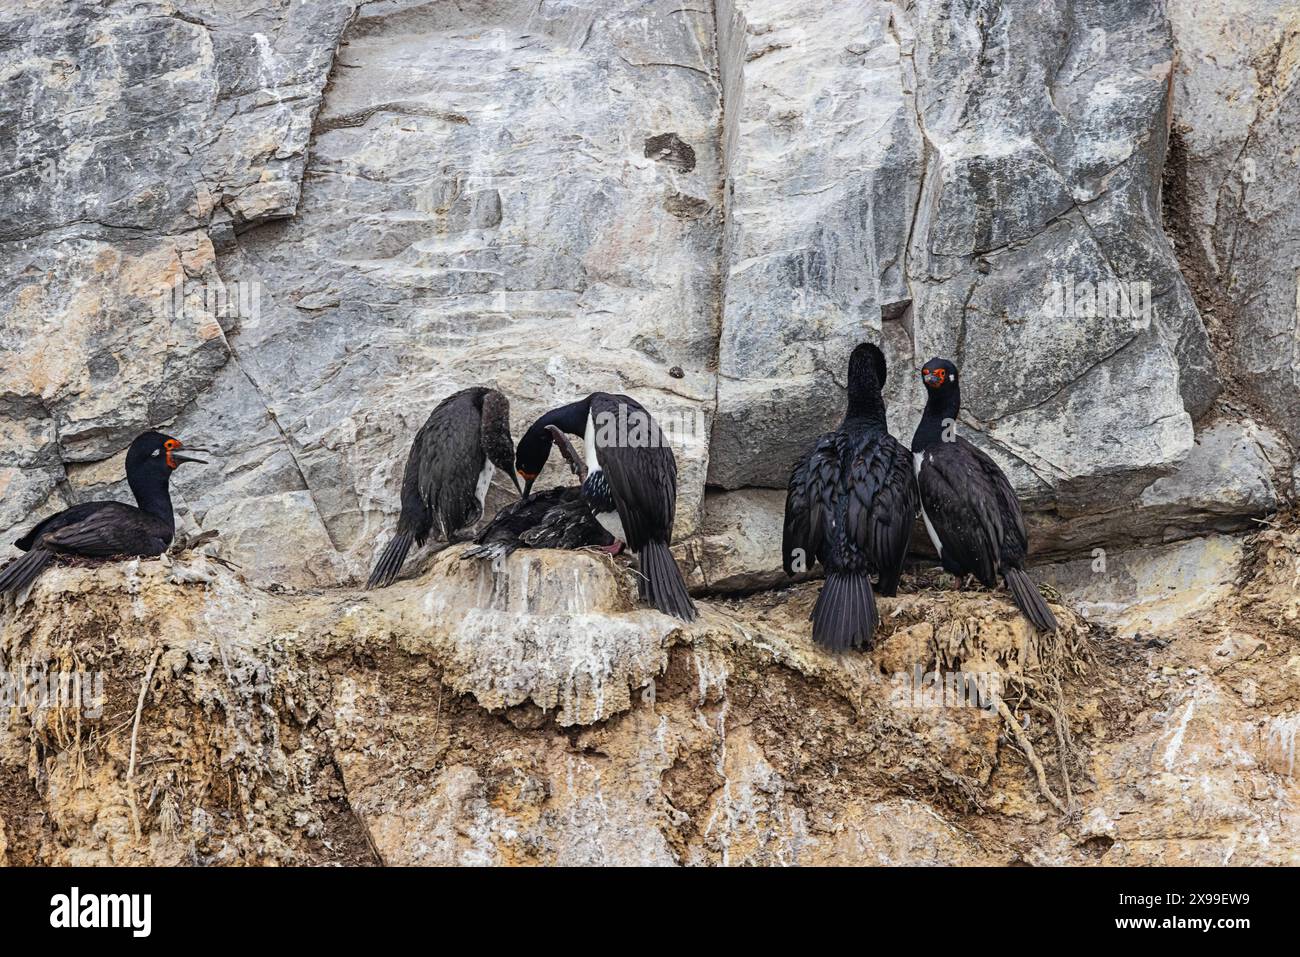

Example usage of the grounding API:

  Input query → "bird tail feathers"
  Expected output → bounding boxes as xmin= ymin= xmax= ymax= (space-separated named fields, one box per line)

xmin=460 ymin=540 xmax=516 ymax=562
xmin=366 ymin=533 xmax=414 ymax=589
xmin=1005 ymin=566 xmax=1057 ymax=632
xmin=811 ymin=571 xmax=879 ymax=652
xmin=0 ymin=548 xmax=54 ymax=597
xmin=640 ymin=541 xmax=697 ymax=622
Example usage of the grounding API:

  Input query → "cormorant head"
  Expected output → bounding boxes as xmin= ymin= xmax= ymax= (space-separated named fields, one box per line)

xmin=848 ymin=342 xmax=888 ymax=388
xmin=480 ymin=391 xmax=522 ymax=494
xmin=125 ymin=432 xmax=208 ymax=482
xmin=920 ymin=357 xmax=959 ymax=392
xmin=514 ymin=422 xmax=553 ymax=499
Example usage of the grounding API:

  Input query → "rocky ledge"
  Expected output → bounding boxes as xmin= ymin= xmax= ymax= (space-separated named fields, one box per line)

xmin=1 ymin=526 xmax=1296 ymax=866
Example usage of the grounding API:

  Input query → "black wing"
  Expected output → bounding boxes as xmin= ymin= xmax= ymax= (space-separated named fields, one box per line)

xmin=824 ymin=433 xmax=913 ymax=576
xmin=854 ymin=435 xmax=918 ymax=592
xmin=40 ymin=503 xmax=172 ymax=558
xmin=473 ymin=487 xmax=564 ymax=547
xmin=403 ymin=387 xmax=488 ymax=540
xmin=782 ymin=433 xmax=834 ymax=575
xmin=961 ymin=437 xmax=1029 ymax=564
xmin=521 ymin=492 xmax=613 ymax=550
xmin=916 ymin=440 xmax=1008 ymax=584
xmin=16 ymin=501 xmax=115 ymax=551
xmin=468 ymin=486 xmax=611 ymax=555
xmin=589 ymin=393 xmax=677 ymax=549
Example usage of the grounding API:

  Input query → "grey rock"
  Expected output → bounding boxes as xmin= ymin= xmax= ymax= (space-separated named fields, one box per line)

xmin=0 ymin=0 xmax=356 ymax=562
xmin=0 ymin=0 xmax=1291 ymax=589
xmin=677 ymin=487 xmax=787 ymax=593
xmin=1031 ymin=416 xmax=1285 ymax=556
xmin=710 ymin=0 xmax=920 ymax=488
xmin=1037 ymin=534 xmax=1245 ymax=634
xmin=1167 ymin=0 xmax=1300 ymax=438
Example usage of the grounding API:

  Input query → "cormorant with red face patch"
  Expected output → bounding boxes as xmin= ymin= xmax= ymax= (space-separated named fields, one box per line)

xmin=910 ymin=357 xmax=1057 ymax=632
xmin=0 ymin=432 xmax=207 ymax=596
xmin=367 ymin=386 xmax=520 ymax=588
xmin=782 ymin=342 xmax=918 ymax=652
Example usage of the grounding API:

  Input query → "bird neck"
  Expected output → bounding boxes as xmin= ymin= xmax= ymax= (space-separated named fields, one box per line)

xmin=912 ymin=386 xmax=961 ymax=452
xmin=843 ymin=364 xmax=887 ymax=430
xmin=538 ymin=397 xmax=592 ymax=437
xmin=128 ymin=471 xmax=175 ymax=529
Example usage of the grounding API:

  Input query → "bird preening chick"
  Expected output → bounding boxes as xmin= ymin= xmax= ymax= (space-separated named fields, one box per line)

xmin=367 ymin=385 xmax=695 ymax=622
xmin=367 ymin=387 xmax=520 ymax=588
xmin=0 ymin=432 xmax=207 ymax=597
xmin=783 ymin=342 xmax=918 ymax=652
xmin=514 ymin=392 xmax=698 ymax=622
xmin=462 ymin=426 xmax=614 ymax=561
xmin=911 ymin=357 xmax=1058 ymax=632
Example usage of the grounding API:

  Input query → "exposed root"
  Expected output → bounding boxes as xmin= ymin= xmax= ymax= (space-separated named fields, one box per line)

xmin=995 ymin=695 xmax=1068 ymax=814
xmin=126 ymin=648 xmax=162 ymax=840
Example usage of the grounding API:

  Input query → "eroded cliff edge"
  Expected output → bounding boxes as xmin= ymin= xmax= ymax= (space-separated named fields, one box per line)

xmin=1 ymin=520 xmax=1296 ymax=865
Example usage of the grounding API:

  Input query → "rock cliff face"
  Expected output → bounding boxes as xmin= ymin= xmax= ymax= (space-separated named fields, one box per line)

xmin=2 ymin=0 xmax=1294 ymax=585
xmin=0 ymin=1 xmax=1297 ymax=864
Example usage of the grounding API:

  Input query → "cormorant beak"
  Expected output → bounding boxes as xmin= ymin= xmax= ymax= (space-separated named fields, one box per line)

xmin=922 ymin=371 xmax=945 ymax=388
xmin=520 ymin=472 xmax=536 ymax=500
xmin=171 ymin=448 xmax=208 ymax=466
xmin=509 ymin=470 xmax=523 ymax=496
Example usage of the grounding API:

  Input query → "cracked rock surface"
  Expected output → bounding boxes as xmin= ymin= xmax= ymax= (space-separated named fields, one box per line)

xmin=1 ymin=0 xmax=1295 ymax=588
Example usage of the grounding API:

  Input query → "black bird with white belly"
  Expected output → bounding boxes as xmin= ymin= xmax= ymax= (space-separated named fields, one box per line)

xmin=463 ymin=427 xmax=613 ymax=560
xmin=910 ymin=357 xmax=1057 ymax=632
xmin=0 ymin=432 xmax=207 ymax=596
xmin=367 ymin=386 xmax=519 ymax=589
xmin=514 ymin=393 xmax=697 ymax=621
xmin=783 ymin=342 xmax=918 ymax=652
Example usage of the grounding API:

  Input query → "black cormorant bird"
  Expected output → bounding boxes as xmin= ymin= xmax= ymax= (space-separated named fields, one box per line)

xmin=462 ymin=427 xmax=613 ymax=560
xmin=782 ymin=342 xmax=918 ymax=652
xmin=910 ymin=357 xmax=1057 ymax=632
xmin=0 ymin=431 xmax=207 ymax=596
xmin=514 ymin=393 xmax=697 ymax=621
xmin=367 ymin=386 xmax=520 ymax=588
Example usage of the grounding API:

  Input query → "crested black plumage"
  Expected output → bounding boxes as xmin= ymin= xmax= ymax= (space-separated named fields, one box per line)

xmin=368 ymin=386 xmax=520 ymax=588
xmin=782 ymin=342 xmax=918 ymax=652
xmin=514 ymin=392 xmax=697 ymax=621
xmin=463 ymin=425 xmax=611 ymax=561
xmin=0 ymin=432 xmax=207 ymax=596
xmin=910 ymin=357 xmax=1057 ymax=632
